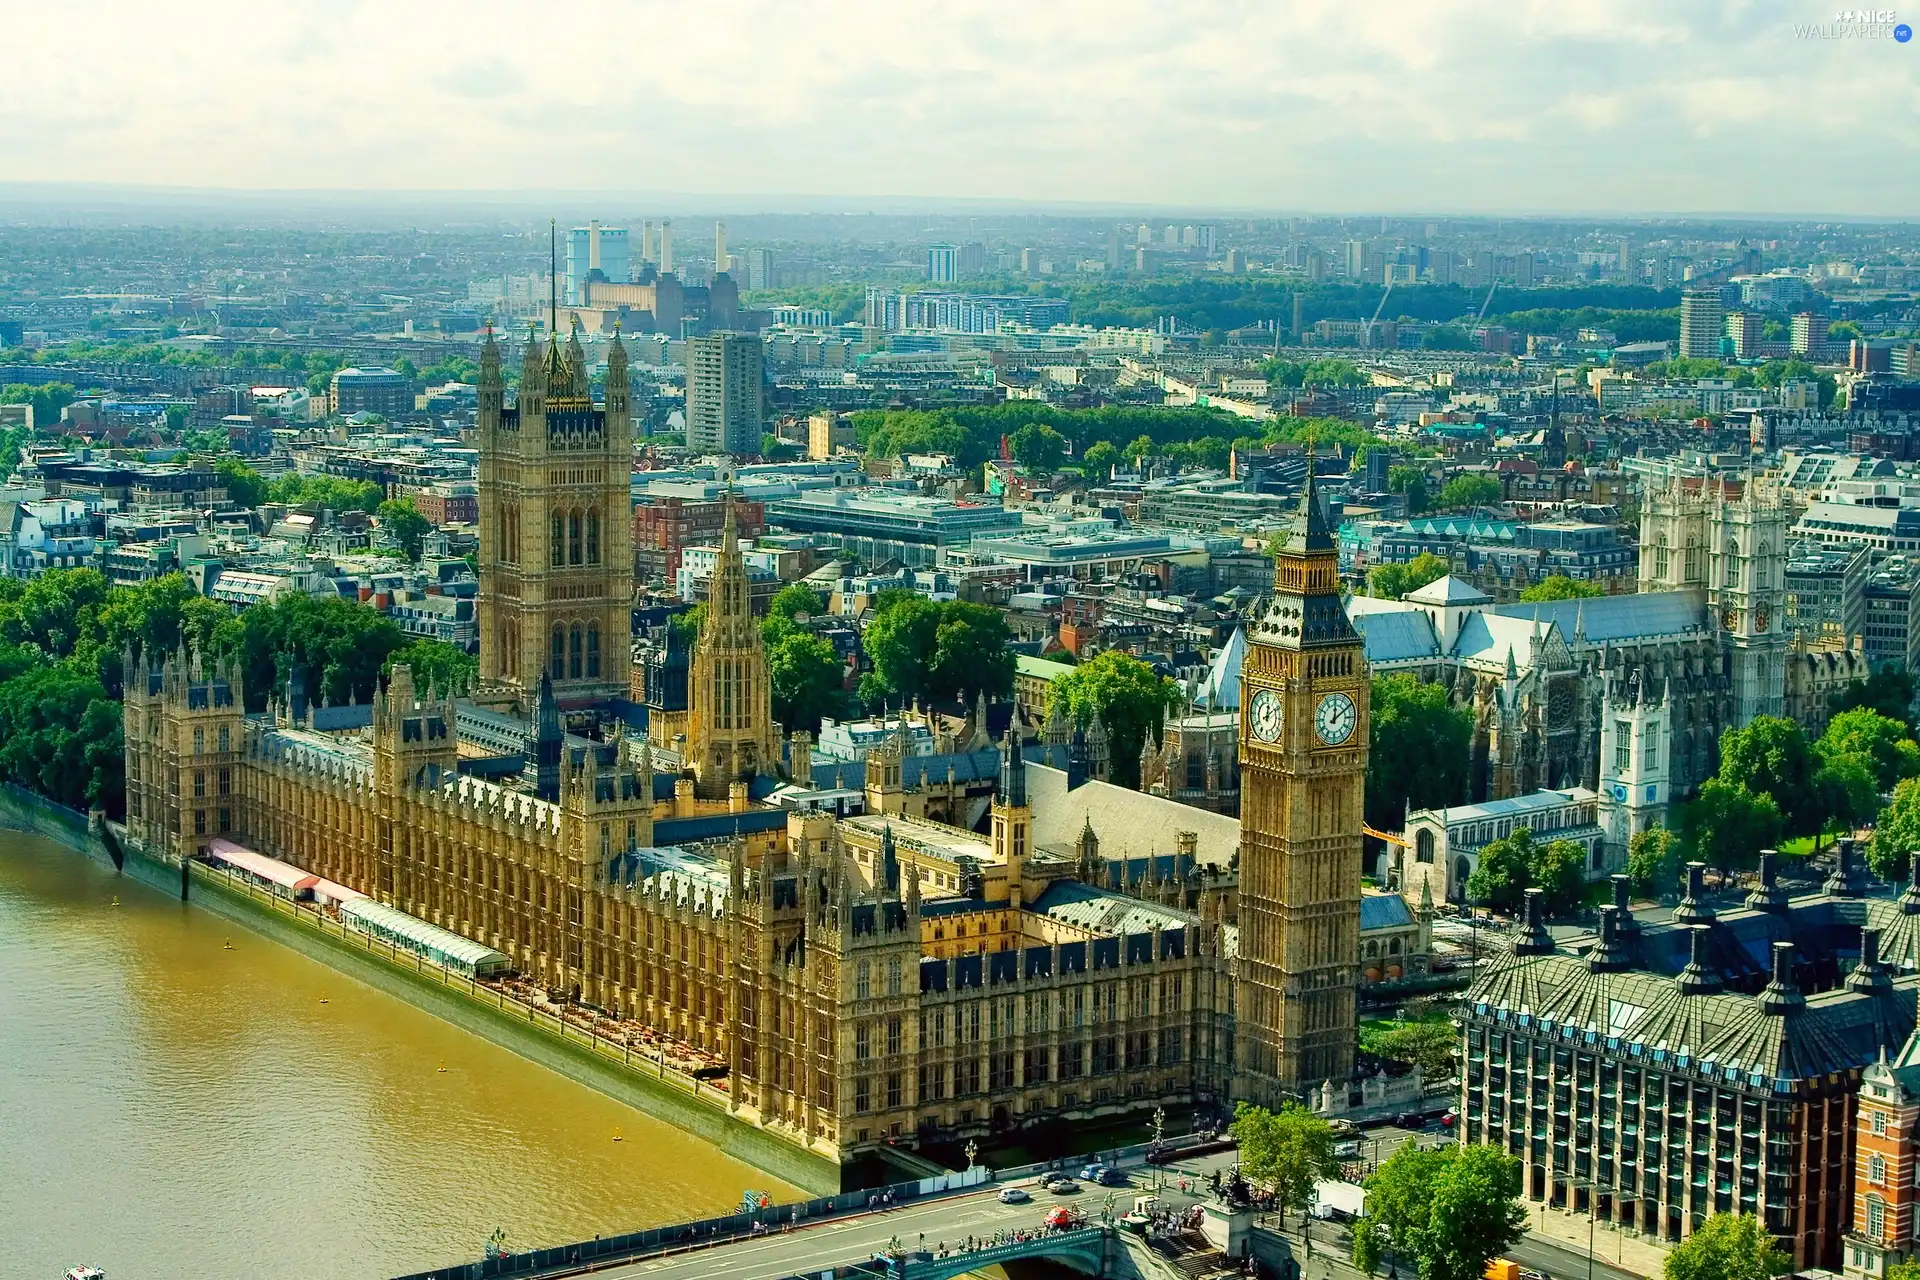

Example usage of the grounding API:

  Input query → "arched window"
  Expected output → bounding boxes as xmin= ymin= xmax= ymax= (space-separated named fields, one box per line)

xmin=1389 ymin=937 xmax=1402 ymax=955
xmin=587 ymin=624 xmax=601 ymax=678
xmin=551 ymin=514 xmax=564 ymax=567
xmin=1653 ymin=534 xmax=1669 ymax=579
xmin=569 ymin=625 xmax=583 ymax=679
xmin=551 ymin=627 xmax=565 ymax=675
xmin=1416 ymin=828 xmax=1435 ymax=864
xmin=1872 ymin=1154 xmax=1887 ymax=1185
xmin=569 ymin=510 xmax=583 ymax=566
xmin=1365 ymin=940 xmax=1378 ymax=958
xmin=1868 ymin=1194 xmax=1886 ymax=1241
xmin=586 ymin=508 xmax=600 ymax=566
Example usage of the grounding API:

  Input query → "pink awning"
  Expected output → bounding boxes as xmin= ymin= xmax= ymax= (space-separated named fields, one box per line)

xmin=206 ymin=838 xmax=319 ymax=893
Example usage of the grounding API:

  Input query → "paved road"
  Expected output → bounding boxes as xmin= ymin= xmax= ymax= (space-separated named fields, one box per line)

xmin=598 ymin=1168 xmax=1187 ymax=1280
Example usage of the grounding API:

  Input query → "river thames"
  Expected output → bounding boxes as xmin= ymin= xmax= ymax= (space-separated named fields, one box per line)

xmin=0 ymin=829 xmax=794 ymax=1280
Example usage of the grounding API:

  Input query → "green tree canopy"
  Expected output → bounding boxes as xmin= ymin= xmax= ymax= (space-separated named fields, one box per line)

xmin=1366 ymin=673 xmax=1473 ymax=830
xmin=1664 ymin=1213 xmax=1790 ymax=1280
xmin=214 ymin=456 xmax=269 ymax=508
xmin=1436 ymin=473 xmax=1502 ymax=510
xmin=769 ymin=631 xmax=846 ymax=736
xmin=1517 ymin=574 xmax=1603 ymax=602
xmin=1230 ymin=1101 xmax=1338 ymax=1230
xmin=1361 ymin=1017 xmax=1457 ymax=1079
xmin=1829 ymin=668 xmax=1916 ymax=731
xmin=1530 ymin=837 xmax=1589 ymax=915
xmin=862 ymin=594 xmax=943 ymax=704
xmin=1871 ymin=776 xmax=1920 ymax=881
xmin=1007 ymin=422 xmax=1067 ymax=472
xmin=1466 ymin=828 xmax=1535 ymax=913
xmin=1368 ymin=552 xmax=1451 ymax=600
xmin=1051 ymin=650 xmax=1181 ymax=790
xmin=269 ymin=473 xmax=383 ymax=514
xmin=1387 ymin=465 xmax=1431 ymax=515
xmin=1680 ymin=780 xmax=1783 ymax=875
xmin=390 ymin=639 xmax=477 ymax=693
xmin=1818 ymin=707 xmax=1920 ymax=792
xmin=1719 ymin=716 xmax=1817 ymax=835
xmin=1082 ymin=440 xmax=1119 ymax=474
xmin=0 ymin=381 xmax=77 ymax=429
xmin=670 ymin=603 xmax=707 ymax=651
xmin=1422 ymin=1146 xmax=1528 ymax=1280
xmin=928 ymin=601 xmax=1015 ymax=705
xmin=1627 ymin=827 xmax=1681 ymax=899
xmin=1358 ymin=1142 xmax=1452 ymax=1275
xmin=376 ymin=497 xmax=431 ymax=561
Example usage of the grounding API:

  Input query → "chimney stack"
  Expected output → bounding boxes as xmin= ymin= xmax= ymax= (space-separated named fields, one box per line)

xmin=660 ymin=220 xmax=674 ymax=274
xmin=1513 ymin=888 xmax=1554 ymax=955
xmin=1759 ymin=941 xmax=1805 ymax=1014
xmin=716 ymin=221 xmax=728 ymax=274
xmin=1675 ymin=924 xmax=1721 ymax=994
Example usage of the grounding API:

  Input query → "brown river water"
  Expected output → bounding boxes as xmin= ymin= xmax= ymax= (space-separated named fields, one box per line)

xmin=0 ymin=830 xmax=793 ymax=1280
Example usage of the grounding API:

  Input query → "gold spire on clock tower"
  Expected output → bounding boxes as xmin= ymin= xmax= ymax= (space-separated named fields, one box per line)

xmin=1236 ymin=462 xmax=1368 ymax=1100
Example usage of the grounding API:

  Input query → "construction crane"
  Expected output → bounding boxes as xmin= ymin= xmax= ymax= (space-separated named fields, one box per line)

xmin=1361 ymin=281 xmax=1394 ymax=349
xmin=1474 ymin=280 xmax=1500 ymax=323
xmin=1362 ymin=824 xmax=1410 ymax=848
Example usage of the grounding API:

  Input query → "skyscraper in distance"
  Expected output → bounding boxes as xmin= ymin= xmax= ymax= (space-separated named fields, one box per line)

xmin=685 ymin=332 xmax=765 ymax=456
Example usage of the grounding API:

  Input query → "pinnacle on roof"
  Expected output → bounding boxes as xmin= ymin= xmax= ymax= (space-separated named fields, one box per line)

xmin=1278 ymin=465 xmax=1336 ymax=555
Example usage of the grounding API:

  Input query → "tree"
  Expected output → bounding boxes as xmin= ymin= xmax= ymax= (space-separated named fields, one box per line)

xmin=1664 ymin=1213 xmax=1789 ymax=1280
xmin=1083 ymin=440 xmax=1119 ymax=474
xmin=1830 ymin=668 xmax=1916 ymax=731
xmin=1872 ymin=776 xmax=1920 ymax=881
xmin=1679 ymin=780 xmax=1782 ymax=876
xmin=392 ymin=639 xmax=477 ymax=693
xmin=1229 ymin=1102 xmax=1337 ymax=1231
xmin=769 ymin=631 xmax=846 ymax=735
xmin=1627 ymin=827 xmax=1681 ymax=899
xmin=1435 ymin=473 xmax=1501 ymax=510
xmin=376 ymin=497 xmax=431 ymax=561
xmin=0 ymin=381 xmax=77 ymax=429
xmin=1818 ymin=707 xmax=1920 ymax=792
xmin=1123 ymin=434 xmax=1157 ymax=466
xmin=1387 ymin=465 xmax=1430 ymax=515
xmin=1718 ymin=717 xmax=1817 ymax=835
xmin=1007 ymin=422 xmax=1067 ymax=473
xmin=1368 ymin=552 xmax=1451 ymax=601
xmin=1051 ymin=650 xmax=1181 ymax=790
xmin=1364 ymin=1019 xmax=1457 ymax=1079
xmin=670 ymin=603 xmax=707 ymax=651
xmin=763 ymin=583 xmax=825 ymax=646
xmin=1359 ymin=1142 xmax=1453 ymax=1276
xmin=862 ymin=594 xmax=944 ymax=705
xmin=1814 ymin=751 xmax=1881 ymax=851
xmin=1517 ymin=575 xmax=1602 ymax=602
xmin=1366 ymin=674 xmax=1473 ymax=829
xmin=1466 ymin=829 xmax=1535 ymax=913
xmin=1422 ymin=1145 xmax=1528 ymax=1280
xmin=928 ymin=601 xmax=1016 ymax=704
xmin=214 ymin=456 xmax=269 ymax=509
xmin=1530 ymin=837 xmax=1589 ymax=915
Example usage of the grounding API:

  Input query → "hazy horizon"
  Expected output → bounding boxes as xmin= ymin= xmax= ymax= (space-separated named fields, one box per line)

xmin=3 ymin=1 xmax=1917 ymax=219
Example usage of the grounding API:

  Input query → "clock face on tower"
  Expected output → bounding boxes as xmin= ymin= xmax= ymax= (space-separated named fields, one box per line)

xmin=1249 ymin=688 xmax=1283 ymax=743
xmin=1315 ymin=692 xmax=1357 ymax=747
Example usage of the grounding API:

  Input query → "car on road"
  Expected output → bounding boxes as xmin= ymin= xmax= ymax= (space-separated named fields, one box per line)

xmin=1080 ymin=1163 xmax=1109 ymax=1181
xmin=998 ymin=1186 xmax=1030 ymax=1204
xmin=1048 ymin=1175 xmax=1080 ymax=1194
xmin=1095 ymin=1167 xmax=1130 ymax=1186
xmin=1044 ymin=1206 xmax=1083 ymax=1231
xmin=1334 ymin=1139 xmax=1362 ymax=1160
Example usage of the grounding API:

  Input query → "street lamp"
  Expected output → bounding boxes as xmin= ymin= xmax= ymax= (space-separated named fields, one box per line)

xmin=1152 ymin=1106 xmax=1167 ymax=1191
xmin=965 ymin=1139 xmax=979 ymax=1171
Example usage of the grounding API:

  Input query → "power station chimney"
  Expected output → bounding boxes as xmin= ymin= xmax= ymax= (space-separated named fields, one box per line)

xmin=642 ymin=219 xmax=654 ymax=263
xmin=589 ymin=219 xmax=602 ymax=272
xmin=660 ymin=220 xmax=674 ymax=274
xmin=715 ymin=221 xmax=728 ymax=274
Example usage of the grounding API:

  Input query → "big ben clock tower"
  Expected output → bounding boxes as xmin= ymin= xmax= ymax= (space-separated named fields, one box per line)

xmin=1237 ymin=468 xmax=1367 ymax=1101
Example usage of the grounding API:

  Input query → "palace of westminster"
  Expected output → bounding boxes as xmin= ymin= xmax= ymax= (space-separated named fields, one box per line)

xmin=119 ymin=323 xmax=1374 ymax=1168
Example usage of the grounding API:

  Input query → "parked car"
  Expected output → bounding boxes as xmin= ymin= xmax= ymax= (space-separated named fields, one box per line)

xmin=998 ymin=1186 xmax=1030 ymax=1204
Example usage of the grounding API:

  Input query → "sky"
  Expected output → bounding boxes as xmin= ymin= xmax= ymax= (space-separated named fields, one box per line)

xmin=3 ymin=0 xmax=1917 ymax=217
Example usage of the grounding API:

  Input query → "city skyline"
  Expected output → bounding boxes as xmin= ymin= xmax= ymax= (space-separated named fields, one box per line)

xmin=3 ymin=1 xmax=1918 ymax=217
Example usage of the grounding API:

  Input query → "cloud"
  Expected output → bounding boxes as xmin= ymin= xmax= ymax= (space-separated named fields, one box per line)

xmin=0 ymin=0 xmax=1914 ymax=214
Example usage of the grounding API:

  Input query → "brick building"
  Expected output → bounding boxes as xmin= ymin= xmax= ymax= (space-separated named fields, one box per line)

xmin=633 ymin=495 xmax=765 ymax=585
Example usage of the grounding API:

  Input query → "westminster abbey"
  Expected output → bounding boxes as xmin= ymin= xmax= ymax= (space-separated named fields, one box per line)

xmin=120 ymin=328 xmax=1374 ymax=1166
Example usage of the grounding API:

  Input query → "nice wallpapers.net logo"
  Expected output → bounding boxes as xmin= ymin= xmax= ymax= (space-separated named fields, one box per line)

xmin=1794 ymin=8 xmax=1914 ymax=38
